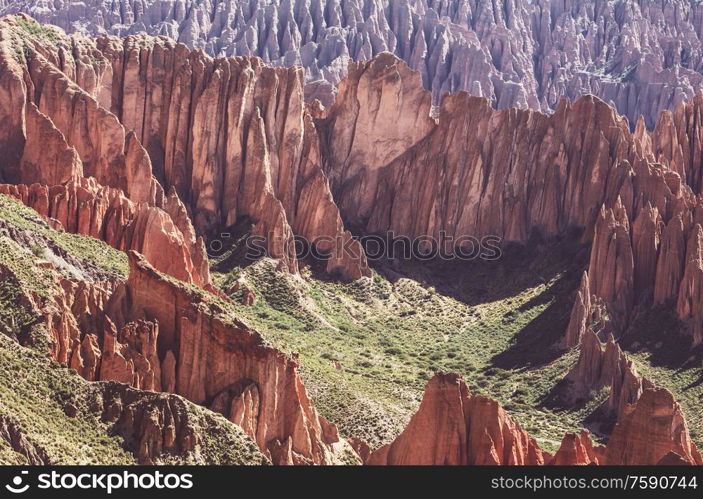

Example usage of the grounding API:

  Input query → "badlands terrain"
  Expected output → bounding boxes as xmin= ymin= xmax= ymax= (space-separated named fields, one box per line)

xmin=0 ymin=6 xmax=701 ymax=465
xmin=3 ymin=0 xmax=703 ymax=126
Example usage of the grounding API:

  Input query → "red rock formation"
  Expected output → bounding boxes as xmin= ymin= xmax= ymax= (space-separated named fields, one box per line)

xmin=650 ymin=92 xmax=703 ymax=194
xmin=586 ymin=200 xmax=635 ymax=328
xmin=567 ymin=330 xmax=652 ymax=421
xmin=99 ymin=318 xmax=161 ymax=391
xmin=0 ymin=18 xmax=211 ymax=286
xmin=604 ymin=388 xmax=703 ymax=465
xmin=564 ymin=272 xmax=592 ymax=348
xmin=100 ymin=251 xmax=355 ymax=464
xmin=367 ymin=373 xmax=545 ymax=465
xmin=551 ymin=430 xmax=605 ymax=465
xmin=26 ymin=52 xmax=161 ymax=206
xmin=97 ymin=382 xmax=269 ymax=465
xmin=654 ymin=215 xmax=687 ymax=304
xmin=566 ymin=195 xmax=703 ymax=347
xmin=322 ymin=53 xmax=703 ymax=348
xmin=46 ymin=277 xmax=115 ymax=369
xmin=99 ymin=383 xmax=203 ymax=465
xmin=321 ymin=55 xmax=644 ymax=244
xmin=92 ymin=32 xmax=369 ymax=280
xmin=676 ymin=224 xmax=703 ymax=345
xmin=364 ymin=372 xmax=701 ymax=467
xmin=18 ymin=102 xmax=82 ymax=186
xmin=320 ymin=53 xmax=436 ymax=225
xmin=0 ymin=15 xmax=369 ymax=281
xmin=9 ymin=244 xmax=356 ymax=465
xmin=562 ymin=318 xmax=703 ymax=467
xmin=632 ymin=203 xmax=663 ymax=297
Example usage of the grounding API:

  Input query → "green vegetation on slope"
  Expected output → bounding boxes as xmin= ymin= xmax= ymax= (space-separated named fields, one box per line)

xmin=214 ymin=239 xmax=593 ymax=451
xmin=0 ymin=194 xmax=128 ymax=277
xmin=0 ymin=332 xmax=135 ymax=464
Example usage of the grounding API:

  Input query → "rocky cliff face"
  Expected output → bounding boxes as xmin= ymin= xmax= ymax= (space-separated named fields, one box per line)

xmin=4 ymin=0 xmax=703 ymax=127
xmin=5 ymin=15 xmax=703 ymax=346
xmin=94 ymin=33 xmax=369 ymax=279
xmin=97 ymin=381 xmax=269 ymax=465
xmin=318 ymin=50 xmax=703 ymax=349
xmin=24 ymin=246 xmax=356 ymax=464
xmin=320 ymin=54 xmax=641 ymax=245
xmin=102 ymin=251 xmax=355 ymax=464
xmin=0 ymin=14 xmax=701 ymax=466
xmin=0 ymin=18 xmax=211 ymax=286
xmin=0 ymin=14 xmax=362 ymax=465
xmin=0 ymin=14 xmax=368 ymax=281
xmin=4 ymin=235 xmax=356 ymax=464
xmin=563 ymin=183 xmax=703 ymax=348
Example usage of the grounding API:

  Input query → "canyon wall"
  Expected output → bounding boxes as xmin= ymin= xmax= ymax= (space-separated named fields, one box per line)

xmin=3 ymin=241 xmax=356 ymax=464
xmin=0 ymin=15 xmax=368 ymax=280
xmin=321 ymin=54 xmax=642 ymax=243
xmin=103 ymin=251 xmax=354 ymax=464
xmin=0 ymin=14 xmax=701 ymax=466
xmin=321 ymin=52 xmax=703 ymax=348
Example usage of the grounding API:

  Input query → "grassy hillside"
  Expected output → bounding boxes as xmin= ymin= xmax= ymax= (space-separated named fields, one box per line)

xmin=0 ymin=194 xmax=128 ymax=279
xmin=213 ymin=239 xmax=596 ymax=451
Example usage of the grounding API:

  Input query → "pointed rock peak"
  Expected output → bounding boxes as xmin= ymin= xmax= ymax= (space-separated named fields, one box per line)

xmin=634 ymin=114 xmax=648 ymax=138
xmin=636 ymin=202 xmax=660 ymax=225
xmin=367 ymin=373 xmax=544 ymax=465
xmin=552 ymin=429 xmax=604 ymax=465
xmin=605 ymin=388 xmax=702 ymax=465
xmin=564 ymin=271 xmax=593 ymax=348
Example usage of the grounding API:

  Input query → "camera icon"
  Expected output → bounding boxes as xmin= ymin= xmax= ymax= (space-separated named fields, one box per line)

xmin=5 ymin=471 xmax=29 ymax=493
